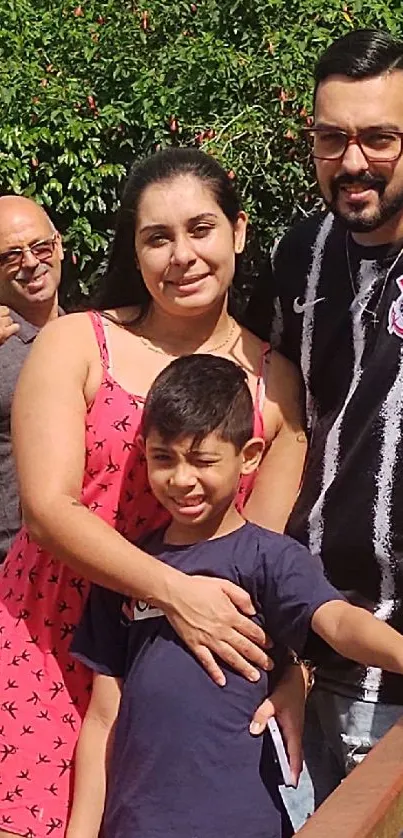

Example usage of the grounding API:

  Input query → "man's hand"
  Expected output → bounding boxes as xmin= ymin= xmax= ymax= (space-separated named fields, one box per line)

xmin=0 ymin=306 xmax=19 ymax=344
xmin=164 ymin=574 xmax=273 ymax=686
xmin=249 ymin=661 xmax=306 ymax=787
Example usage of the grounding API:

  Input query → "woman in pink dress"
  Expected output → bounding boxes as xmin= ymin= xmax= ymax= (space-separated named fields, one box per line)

xmin=0 ymin=148 xmax=307 ymax=838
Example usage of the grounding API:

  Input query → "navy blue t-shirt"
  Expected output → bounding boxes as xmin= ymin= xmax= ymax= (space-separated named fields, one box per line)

xmin=72 ymin=522 xmax=344 ymax=838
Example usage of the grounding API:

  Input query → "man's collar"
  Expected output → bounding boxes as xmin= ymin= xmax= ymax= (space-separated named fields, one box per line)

xmin=7 ymin=307 xmax=65 ymax=344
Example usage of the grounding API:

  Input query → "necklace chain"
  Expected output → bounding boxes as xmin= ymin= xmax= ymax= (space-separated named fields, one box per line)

xmin=345 ymin=232 xmax=403 ymax=325
xmin=139 ymin=317 xmax=237 ymax=357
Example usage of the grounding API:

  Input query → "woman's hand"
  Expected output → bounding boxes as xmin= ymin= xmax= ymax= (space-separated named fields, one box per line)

xmin=163 ymin=573 xmax=272 ymax=686
xmin=249 ymin=662 xmax=306 ymax=787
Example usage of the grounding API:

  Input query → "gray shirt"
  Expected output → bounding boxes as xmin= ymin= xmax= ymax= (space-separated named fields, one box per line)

xmin=0 ymin=307 xmax=62 ymax=562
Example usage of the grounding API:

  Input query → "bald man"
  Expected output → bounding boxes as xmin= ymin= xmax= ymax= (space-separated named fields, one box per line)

xmin=0 ymin=196 xmax=64 ymax=561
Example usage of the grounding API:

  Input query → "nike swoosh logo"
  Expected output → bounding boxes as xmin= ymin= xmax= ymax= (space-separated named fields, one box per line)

xmin=293 ymin=296 xmax=326 ymax=314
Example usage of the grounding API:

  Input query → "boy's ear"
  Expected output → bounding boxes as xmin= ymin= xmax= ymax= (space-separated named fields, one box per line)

xmin=240 ymin=437 xmax=265 ymax=475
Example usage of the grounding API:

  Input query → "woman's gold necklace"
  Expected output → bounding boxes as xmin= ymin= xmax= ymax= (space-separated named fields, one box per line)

xmin=139 ymin=317 xmax=237 ymax=357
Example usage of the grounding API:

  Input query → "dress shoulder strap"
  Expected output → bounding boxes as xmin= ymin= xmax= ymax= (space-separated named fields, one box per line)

xmin=255 ymin=342 xmax=271 ymax=414
xmin=87 ymin=311 xmax=111 ymax=370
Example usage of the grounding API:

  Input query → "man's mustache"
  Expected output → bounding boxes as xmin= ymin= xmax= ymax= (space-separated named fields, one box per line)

xmin=331 ymin=172 xmax=386 ymax=199
xmin=14 ymin=263 xmax=48 ymax=284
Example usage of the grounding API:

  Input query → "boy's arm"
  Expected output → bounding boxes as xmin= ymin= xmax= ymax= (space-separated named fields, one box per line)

xmin=312 ymin=600 xmax=403 ymax=673
xmin=66 ymin=673 xmax=122 ymax=838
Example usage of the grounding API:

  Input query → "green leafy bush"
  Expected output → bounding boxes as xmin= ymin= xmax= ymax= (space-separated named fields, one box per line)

xmin=0 ymin=0 xmax=401 ymax=302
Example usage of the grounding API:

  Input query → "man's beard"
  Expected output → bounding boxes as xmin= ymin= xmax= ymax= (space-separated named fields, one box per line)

xmin=325 ymin=172 xmax=403 ymax=232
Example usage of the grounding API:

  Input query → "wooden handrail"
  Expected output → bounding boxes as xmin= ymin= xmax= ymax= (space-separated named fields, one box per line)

xmin=296 ymin=716 xmax=403 ymax=838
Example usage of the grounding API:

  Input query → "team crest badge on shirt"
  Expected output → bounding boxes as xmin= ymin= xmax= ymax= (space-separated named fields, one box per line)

xmin=388 ymin=276 xmax=403 ymax=338
xmin=122 ymin=598 xmax=164 ymax=622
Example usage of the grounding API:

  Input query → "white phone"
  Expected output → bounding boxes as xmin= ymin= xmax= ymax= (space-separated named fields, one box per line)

xmin=267 ymin=718 xmax=295 ymax=787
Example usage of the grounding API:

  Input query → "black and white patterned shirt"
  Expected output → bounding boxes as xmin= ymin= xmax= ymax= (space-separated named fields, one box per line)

xmin=271 ymin=212 xmax=403 ymax=705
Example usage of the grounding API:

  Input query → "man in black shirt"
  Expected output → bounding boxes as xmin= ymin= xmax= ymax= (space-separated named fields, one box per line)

xmin=0 ymin=196 xmax=64 ymax=561
xmin=246 ymin=27 xmax=403 ymax=828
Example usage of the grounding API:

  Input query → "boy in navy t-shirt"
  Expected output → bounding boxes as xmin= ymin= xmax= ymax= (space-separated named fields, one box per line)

xmin=68 ymin=355 xmax=403 ymax=838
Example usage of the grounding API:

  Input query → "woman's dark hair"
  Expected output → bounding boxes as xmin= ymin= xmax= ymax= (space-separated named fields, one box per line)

xmin=314 ymin=28 xmax=403 ymax=105
xmin=93 ymin=147 xmax=244 ymax=324
xmin=142 ymin=353 xmax=254 ymax=452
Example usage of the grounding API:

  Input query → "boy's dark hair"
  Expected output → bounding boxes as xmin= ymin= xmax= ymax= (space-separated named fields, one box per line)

xmin=142 ymin=354 xmax=254 ymax=452
xmin=314 ymin=28 xmax=403 ymax=104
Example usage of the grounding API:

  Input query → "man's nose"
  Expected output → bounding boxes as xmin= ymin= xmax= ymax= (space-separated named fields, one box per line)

xmin=339 ymin=140 xmax=369 ymax=176
xmin=20 ymin=247 xmax=40 ymax=268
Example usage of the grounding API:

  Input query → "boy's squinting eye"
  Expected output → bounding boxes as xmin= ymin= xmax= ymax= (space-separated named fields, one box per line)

xmin=191 ymin=457 xmax=219 ymax=467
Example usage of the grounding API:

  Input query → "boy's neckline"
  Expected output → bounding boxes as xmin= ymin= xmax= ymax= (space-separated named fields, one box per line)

xmin=163 ymin=519 xmax=249 ymax=549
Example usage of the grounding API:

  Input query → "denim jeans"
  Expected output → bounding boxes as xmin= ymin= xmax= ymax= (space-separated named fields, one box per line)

xmin=281 ymin=687 xmax=403 ymax=832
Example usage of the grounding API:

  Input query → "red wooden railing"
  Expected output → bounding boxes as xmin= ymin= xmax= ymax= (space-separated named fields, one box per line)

xmin=296 ymin=716 xmax=403 ymax=837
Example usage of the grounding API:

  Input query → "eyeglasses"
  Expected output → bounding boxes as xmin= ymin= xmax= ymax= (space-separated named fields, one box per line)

xmin=303 ymin=128 xmax=403 ymax=162
xmin=0 ymin=234 xmax=58 ymax=270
